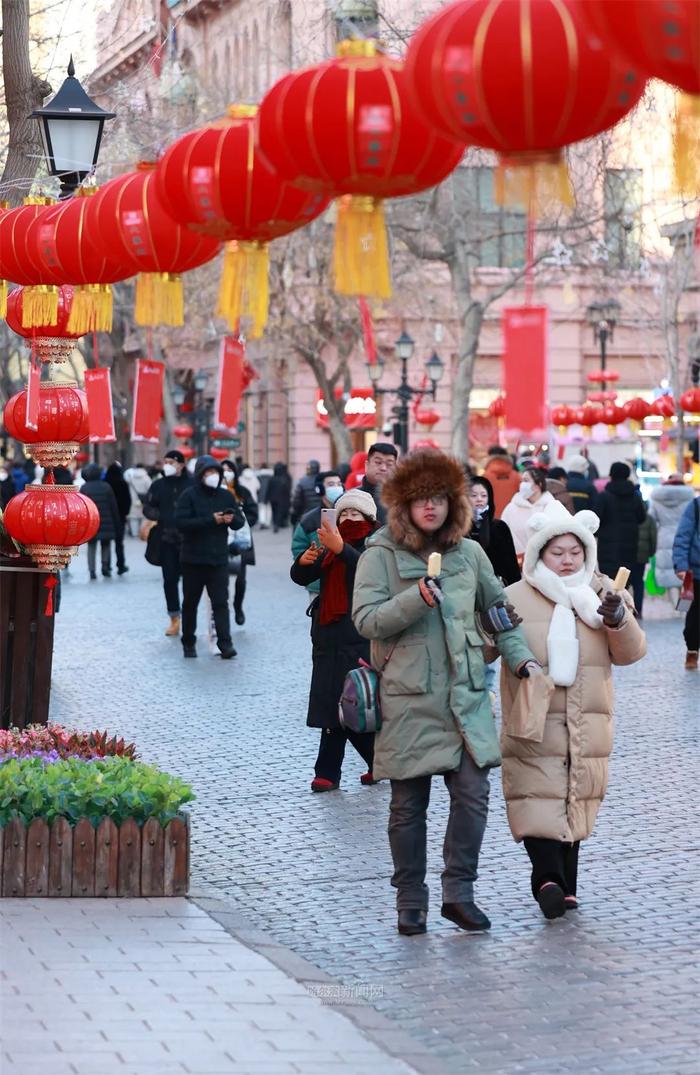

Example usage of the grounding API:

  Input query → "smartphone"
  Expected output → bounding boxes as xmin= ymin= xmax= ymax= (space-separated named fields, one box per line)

xmin=320 ymin=508 xmax=337 ymax=528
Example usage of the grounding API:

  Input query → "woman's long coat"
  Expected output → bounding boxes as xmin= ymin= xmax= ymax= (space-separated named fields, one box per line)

xmin=499 ymin=576 xmax=646 ymax=844
xmin=352 ymin=530 xmax=533 ymax=780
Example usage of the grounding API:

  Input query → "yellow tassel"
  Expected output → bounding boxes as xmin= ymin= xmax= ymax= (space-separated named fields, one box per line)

xmin=0 ymin=279 xmax=6 ymax=319
xmin=494 ymin=152 xmax=573 ymax=214
xmin=333 ymin=195 xmax=392 ymax=300
xmin=67 ymin=284 xmax=113 ymax=335
xmin=216 ymin=241 xmax=270 ymax=339
xmin=673 ymin=93 xmax=700 ymax=196
xmin=134 ymin=273 xmax=184 ymax=326
xmin=22 ymin=285 xmax=59 ymax=328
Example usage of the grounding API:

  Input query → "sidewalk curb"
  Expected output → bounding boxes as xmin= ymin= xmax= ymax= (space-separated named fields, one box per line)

xmin=190 ymin=883 xmax=453 ymax=1075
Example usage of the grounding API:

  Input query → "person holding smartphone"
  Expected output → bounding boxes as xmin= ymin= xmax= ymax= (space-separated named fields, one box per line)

xmin=175 ymin=455 xmax=245 ymax=659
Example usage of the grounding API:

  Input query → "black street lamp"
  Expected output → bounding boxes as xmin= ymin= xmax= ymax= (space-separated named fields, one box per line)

xmin=586 ymin=298 xmax=621 ymax=394
xmin=192 ymin=370 xmax=213 ymax=456
xmin=30 ymin=57 xmax=115 ymax=199
xmin=367 ymin=331 xmax=445 ymax=454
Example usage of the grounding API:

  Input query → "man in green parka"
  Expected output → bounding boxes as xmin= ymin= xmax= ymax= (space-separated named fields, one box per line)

xmin=353 ymin=450 xmax=537 ymax=937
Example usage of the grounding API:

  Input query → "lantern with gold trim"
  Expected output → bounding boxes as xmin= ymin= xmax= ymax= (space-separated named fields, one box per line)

xmin=155 ymin=106 xmax=330 ymax=337
xmin=623 ymin=396 xmax=652 ymax=432
xmin=3 ymin=473 xmax=99 ymax=572
xmin=256 ymin=40 xmax=465 ymax=299
xmin=89 ymin=164 xmax=220 ymax=326
xmin=601 ymin=402 xmax=625 ymax=435
xmin=0 ymin=198 xmax=61 ymax=328
xmin=3 ymin=382 xmax=90 ymax=467
xmin=550 ymin=404 xmax=576 ymax=435
xmin=404 ymin=0 xmax=646 ymax=209
xmin=5 ymin=285 xmax=82 ymax=364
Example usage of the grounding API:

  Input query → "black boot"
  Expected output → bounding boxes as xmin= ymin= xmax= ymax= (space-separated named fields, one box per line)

xmin=183 ymin=643 xmax=197 ymax=658
xmin=218 ymin=641 xmax=237 ymax=659
xmin=441 ymin=902 xmax=491 ymax=932
xmin=397 ymin=909 xmax=427 ymax=936
xmin=536 ymin=883 xmax=566 ymax=920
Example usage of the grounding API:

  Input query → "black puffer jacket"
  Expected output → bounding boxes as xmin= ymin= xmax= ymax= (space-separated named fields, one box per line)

xmin=80 ymin=465 xmax=122 ymax=540
xmin=175 ymin=455 xmax=245 ymax=566
xmin=144 ymin=470 xmax=193 ymax=544
xmin=105 ymin=463 xmax=132 ymax=522
xmin=596 ymin=480 xmax=646 ymax=576
xmin=567 ymin=472 xmax=599 ymax=514
xmin=468 ymin=475 xmax=521 ymax=586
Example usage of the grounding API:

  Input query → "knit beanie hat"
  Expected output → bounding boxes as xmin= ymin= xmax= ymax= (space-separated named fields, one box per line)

xmin=566 ymin=454 xmax=589 ymax=475
xmin=610 ymin=461 xmax=631 ymax=481
xmin=523 ymin=500 xmax=600 ymax=578
xmin=334 ymin=489 xmax=377 ymax=522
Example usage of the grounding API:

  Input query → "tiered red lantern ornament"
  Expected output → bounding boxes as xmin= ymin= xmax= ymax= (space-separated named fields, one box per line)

xmin=257 ymin=40 xmax=465 ymax=298
xmin=404 ymin=0 xmax=646 ymax=208
xmin=3 ymin=472 xmax=99 ymax=573
xmin=680 ymin=388 xmax=700 ymax=414
xmin=156 ymin=106 xmax=330 ymax=337
xmin=5 ymin=284 xmax=83 ymax=365
xmin=89 ymin=163 xmax=220 ymax=326
xmin=3 ymin=382 xmax=90 ymax=466
xmin=0 ymin=198 xmax=62 ymax=328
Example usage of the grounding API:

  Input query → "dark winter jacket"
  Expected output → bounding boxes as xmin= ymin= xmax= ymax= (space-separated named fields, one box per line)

xmin=672 ymin=496 xmax=700 ymax=582
xmin=636 ymin=513 xmax=657 ymax=565
xmin=0 ymin=474 xmax=13 ymax=509
xmin=105 ymin=464 xmax=132 ymax=522
xmin=360 ymin=477 xmax=387 ymax=525
xmin=144 ymin=470 xmax=193 ymax=544
xmin=291 ymin=472 xmax=321 ymax=523
xmin=266 ymin=463 xmax=292 ymax=509
xmin=290 ymin=538 xmax=370 ymax=729
xmin=567 ymin=472 xmax=599 ymax=515
xmin=80 ymin=464 xmax=122 ymax=541
xmin=175 ymin=456 xmax=245 ymax=566
xmin=10 ymin=465 xmax=29 ymax=495
xmin=596 ymin=480 xmax=647 ymax=576
xmin=468 ymin=475 xmax=521 ymax=586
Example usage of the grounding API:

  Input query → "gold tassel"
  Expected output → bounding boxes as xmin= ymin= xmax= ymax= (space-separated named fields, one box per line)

xmin=216 ymin=241 xmax=270 ymax=338
xmin=673 ymin=93 xmax=700 ymax=196
xmin=333 ymin=195 xmax=392 ymax=300
xmin=494 ymin=152 xmax=573 ymax=214
xmin=67 ymin=284 xmax=113 ymax=335
xmin=134 ymin=273 xmax=184 ymax=326
xmin=22 ymin=285 xmax=59 ymax=328
xmin=0 ymin=279 xmax=6 ymax=319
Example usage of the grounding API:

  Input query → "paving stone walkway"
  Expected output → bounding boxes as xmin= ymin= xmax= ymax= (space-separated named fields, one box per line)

xmin=47 ymin=531 xmax=700 ymax=1074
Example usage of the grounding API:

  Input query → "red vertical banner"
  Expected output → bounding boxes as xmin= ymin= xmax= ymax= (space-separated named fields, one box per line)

xmin=25 ymin=356 xmax=40 ymax=432
xmin=84 ymin=368 xmax=116 ymax=443
xmin=131 ymin=359 xmax=164 ymax=443
xmin=503 ymin=306 xmax=548 ymax=437
xmin=215 ymin=337 xmax=245 ymax=430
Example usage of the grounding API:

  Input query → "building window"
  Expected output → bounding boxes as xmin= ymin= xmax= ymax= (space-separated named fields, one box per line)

xmin=454 ymin=166 xmax=527 ymax=268
xmin=604 ymin=168 xmax=642 ymax=269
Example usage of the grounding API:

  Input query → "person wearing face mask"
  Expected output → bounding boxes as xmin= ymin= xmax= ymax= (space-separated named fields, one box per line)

xmin=222 ymin=461 xmax=259 ymax=625
xmin=468 ymin=476 xmax=521 ymax=586
xmin=174 ymin=455 xmax=245 ymax=659
xmin=143 ymin=450 xmax=193 ymax=637
xmin=500 ymin=467 xmax=555 ymax=559
xmin=291 ymin=471 xmax=344 ymax=595
xmin=0 ymin=464 xmax=13 ymax=509
xmin=291 ymin=490 xmax=378 ymax=791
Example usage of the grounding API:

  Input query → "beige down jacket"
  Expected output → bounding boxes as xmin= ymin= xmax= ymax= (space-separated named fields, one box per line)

xmin=499 ymin=575 xmax=646 ymax=844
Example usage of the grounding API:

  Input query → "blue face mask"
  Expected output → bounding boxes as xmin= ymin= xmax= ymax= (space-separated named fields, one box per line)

xmin=325 ymin=485 xmax=344 ymax=504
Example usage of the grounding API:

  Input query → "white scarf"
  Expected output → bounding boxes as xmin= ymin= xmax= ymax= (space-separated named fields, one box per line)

xmin=527 ymin=561 xmax=603 ymax=687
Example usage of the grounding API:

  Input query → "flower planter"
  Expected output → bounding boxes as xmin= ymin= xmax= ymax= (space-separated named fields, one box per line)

xmin=0 ymin=813 xmax=189 ymax=897
xmin=0 ymin=556 xmax=55 ymax=730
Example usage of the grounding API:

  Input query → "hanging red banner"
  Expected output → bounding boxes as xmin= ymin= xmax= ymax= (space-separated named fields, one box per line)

xmin=25 ymin=358 xmax=40 ymax=432
xmin=84 ymin=368 xmax=116 ymax=443
xmin=503 ymin=306 xmax=548 ymax=436
xmin=131 ymin=359 xmax=164 ymax=443
xmin=215 ymin=337 xmax=245 ymax=430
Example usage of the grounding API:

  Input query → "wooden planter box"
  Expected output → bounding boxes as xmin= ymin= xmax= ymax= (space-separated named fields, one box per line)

xmin=0 ymin=556 xmax=56 ymax=729
xmin=0 ymin=814 xmax=189 ymax=897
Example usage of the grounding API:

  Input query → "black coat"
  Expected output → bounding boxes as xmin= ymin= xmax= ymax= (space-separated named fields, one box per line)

xmin=468 ymin=476 xmax=521 ymax=585
xmin=596 ymin=480 xmax=647 ymax=576
xmin=0 ymin=476 xmax=13 ymax=509
xmin=567 ymin=472 xmax=599 ymax=514
xmin=290 ymin=541 xmax=370 ymax=729
xmin=175 ymin=476 xmax=245 ymax=566
xmin=80 ymin=466 xmax=122 ymax=540
xmin=291 ymin=473 xmax=321 ymax=522
xmin=266 ymin=467 xmax=292 ymax=508
xmin=105 ymin=465 xmax=132 ymax=522
xmin=360 ymin=477 xmax=387 ymax=525
xmin=144 ymin=472 xmax=193 ymax=544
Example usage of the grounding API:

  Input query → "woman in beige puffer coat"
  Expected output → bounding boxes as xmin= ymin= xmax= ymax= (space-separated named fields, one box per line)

xmin=498 ymin=501 xmax=646 ymax=920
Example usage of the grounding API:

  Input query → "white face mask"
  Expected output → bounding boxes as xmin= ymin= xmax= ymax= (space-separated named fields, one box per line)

xmin=163 ymin=463 xmax=177 ymax=477
xmin=519 ymin=481 xmax=534 ymax=499
xmin=203 ymin=473 xmax=220 ymax=489
xmin=0 ymin=470 xmax=8 ymax=481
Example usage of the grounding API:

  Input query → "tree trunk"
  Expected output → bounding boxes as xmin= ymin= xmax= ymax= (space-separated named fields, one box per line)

xmin=449 ymin=256 xmax=483 ymax=461
xmin=1 ymin=0 xmax=52 ymax=205
xmin=327 ymin=409 xmax=353 ymax=463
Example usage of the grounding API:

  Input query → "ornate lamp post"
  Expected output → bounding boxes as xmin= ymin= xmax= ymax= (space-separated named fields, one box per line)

xmin=367 ymin=331 xmax=444 ymax=454
xmin=193 ymin=370 xmax=213 ymax=456
xmin=586 ymin=298 xmax=621 ymax=394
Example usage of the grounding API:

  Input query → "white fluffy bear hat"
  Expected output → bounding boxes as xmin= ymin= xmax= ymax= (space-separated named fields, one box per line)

xmin=523 ymin=500 xmax=599 ymax=578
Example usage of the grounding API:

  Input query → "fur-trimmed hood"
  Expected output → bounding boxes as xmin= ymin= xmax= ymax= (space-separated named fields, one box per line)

xmin=380 ymin=450 xmax=471 ymax=552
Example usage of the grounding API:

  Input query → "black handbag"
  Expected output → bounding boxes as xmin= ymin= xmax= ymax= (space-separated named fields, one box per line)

xmin=145 ymin=524 xmax=163 ymax=566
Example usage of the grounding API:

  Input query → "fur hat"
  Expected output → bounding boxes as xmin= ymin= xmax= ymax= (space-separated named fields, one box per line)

xmin=523 ymin=500 xmax=599 ymax=577
xmin=334 ymin=489 xmax=377 ymax=522
xmin=566 ymin=454 xmax=589 ymax=475
xmin=381 ymin=450 xmax=471 ymax=552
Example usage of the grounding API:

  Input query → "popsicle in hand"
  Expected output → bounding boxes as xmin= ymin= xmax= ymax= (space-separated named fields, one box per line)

xmin=612 ymin=567 xmax=630 ymax=592
xmin=427 ymin=552 xmax=442 ymax=578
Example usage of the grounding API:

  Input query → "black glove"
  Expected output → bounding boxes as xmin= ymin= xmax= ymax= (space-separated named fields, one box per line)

xmin=597 ymin=591 xmax=625 ymax=627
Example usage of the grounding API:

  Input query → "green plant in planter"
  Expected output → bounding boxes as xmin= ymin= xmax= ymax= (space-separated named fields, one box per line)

xmin=0 ymin=757 xmax=195 ymax=828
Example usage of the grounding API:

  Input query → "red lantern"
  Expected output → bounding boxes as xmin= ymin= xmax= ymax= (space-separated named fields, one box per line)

xmin=4 ymin=383 xmax=90 ymax=467
xmin=602 ymin=402 xmax=625 ymax=426
xmin=587 ymin=369 xmax=620 ymax=384
xmin=209 ymin=447 xmax=229 ymax=461
xmin=623 ymin=397 xmax=652 ymax=423
xmin=172 ymin=424 xmax=194 ymax=439
xmin=488 ymin=396 xmax=506 ymax=418
xmin=680 ymin=388 xmax=700 ymax=414
xmin=3 ymin=477 xmax=100 ymax=571
xmin=550 ymin=405 xmax=575 ymax=428
xmin=257 ymin=40 xmax=465 ymax=298
xmin=74 ymin=450 xmax=90 ymax=464
xmin=180 ymin=445 xmax=195 ymax=460
xmin=90 ymin=164 xmax=220 ymax=326
xmin=6 ymin=286 xmax=82 ymax=365
xmin=573 ymin=403 xmax=602 ymax=428
xmin=0 ymin=199 xmax=62 ymax=327
xmin=415 ymin=409 xmax=441 ymax=431
xmin=650 ymin=396 xmax=676 ymax=420
xmin=404 ymin=0 xmax=645 ymax=206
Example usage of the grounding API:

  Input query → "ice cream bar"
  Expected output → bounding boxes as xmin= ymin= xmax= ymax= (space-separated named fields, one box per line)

xmin=612 ymin=567 xmax=630 ymax=591
xmin=427 ymin=552 xmax=442 ymax=578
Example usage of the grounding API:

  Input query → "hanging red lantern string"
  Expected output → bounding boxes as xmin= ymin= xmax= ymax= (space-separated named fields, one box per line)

xmin=587 ymin=369 xmax=620 ymax=383
xmin=156 ymin=106 xmax=330 ymax=338
xmin=3 ymin=382 xmax=90 ymax=467
xmin=601 ymin=402 xmax=626 ymax=435
xmin=3 ymin=472 xmax=100 ymax=572
xmin=0 ymin=198 xmax=61 ymax=327
xmin=5 ymin=285 xmax=83 ymax=364
xmin=257 ymin=39 xmax=465 ymax=299
xmin=89 ymin=164 xmax=220 ymax=326
xmin=404 ymin=0 xmax=646 ymax=211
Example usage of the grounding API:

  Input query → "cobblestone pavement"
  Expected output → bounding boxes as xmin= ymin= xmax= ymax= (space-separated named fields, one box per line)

xmin=52 ymin=532 xmax=700 ymax=1075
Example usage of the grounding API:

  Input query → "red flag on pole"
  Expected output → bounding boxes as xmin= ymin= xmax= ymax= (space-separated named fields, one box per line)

xmin=503 ymin=306 xmax=548 ymax=437
xmin=84 ymin=368 xmax=116 ymax=443
xmin=131 ymin=359 xmax=164 ymax=443
xmin=215 ymin=337 xmax=245 ymax=430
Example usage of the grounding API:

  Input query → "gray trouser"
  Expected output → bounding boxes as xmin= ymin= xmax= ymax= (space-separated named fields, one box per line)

xmin=388 ymin=750 xmax=490 ymax=911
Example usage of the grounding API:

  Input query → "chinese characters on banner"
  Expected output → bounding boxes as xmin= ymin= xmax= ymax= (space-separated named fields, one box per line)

xmin=84 ymin=368 xmax=116 ymax=443
xmin=215 ymin=337 xmax=245 ymax=430
xmin=131 ymin=359 xmax=164 ymax=443
xmin=503 ymin=306 xmax=548 ymax=437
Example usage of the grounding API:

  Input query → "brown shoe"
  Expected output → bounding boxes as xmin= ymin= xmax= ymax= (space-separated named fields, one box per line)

xmin=165 ymin=615 xmax=181 ymax=637
xmin=685 ymin=650 xmax=699 ymax=670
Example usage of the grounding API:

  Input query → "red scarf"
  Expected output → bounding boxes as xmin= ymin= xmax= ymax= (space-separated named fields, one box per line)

xmin=318 ymin=519 xmax=373 ymax=625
